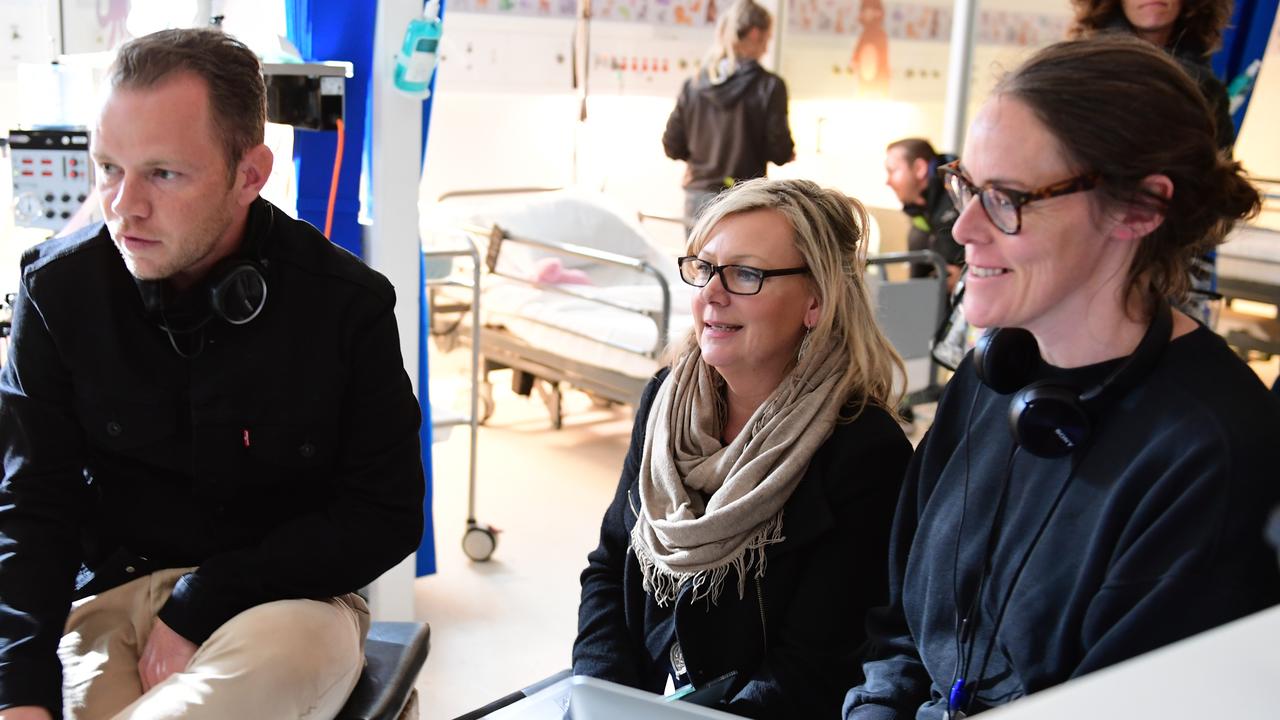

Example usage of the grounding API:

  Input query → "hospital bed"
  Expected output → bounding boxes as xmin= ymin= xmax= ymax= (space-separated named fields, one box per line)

xmin=424 ymin=188 xmax=691 ymax=430
xmin=1216 ymin=201 xmax=1280 ymax=358
xmin=423 ymin=189 xmax=948 ymax=429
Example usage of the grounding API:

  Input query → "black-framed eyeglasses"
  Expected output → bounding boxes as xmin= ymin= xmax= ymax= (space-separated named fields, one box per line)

xmin=677 ymin=256 xmax=808 ymax=296
xmin=937 ymin=160 xmax=1099 ymax=235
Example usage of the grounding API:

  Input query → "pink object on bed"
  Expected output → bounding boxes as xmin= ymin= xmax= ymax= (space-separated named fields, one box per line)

xmin=531 ymin=257 xmax=593 ymax=285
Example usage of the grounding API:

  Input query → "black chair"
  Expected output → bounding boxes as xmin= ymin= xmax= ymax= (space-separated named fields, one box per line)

xmin=336 ymin=621 xmax=431 ymax=720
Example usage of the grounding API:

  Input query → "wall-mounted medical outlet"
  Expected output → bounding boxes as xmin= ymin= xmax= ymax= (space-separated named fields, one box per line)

xmin=262 ymin=62 xmax=353 ymax=131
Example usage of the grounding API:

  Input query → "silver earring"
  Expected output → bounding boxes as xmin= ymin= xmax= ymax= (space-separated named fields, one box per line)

xmin=797 ymin=324 xmax=813 ymax=363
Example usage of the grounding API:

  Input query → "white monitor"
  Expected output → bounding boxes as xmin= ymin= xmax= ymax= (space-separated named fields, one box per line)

xmin=983 ymin=604 xmax=1280 ymax=720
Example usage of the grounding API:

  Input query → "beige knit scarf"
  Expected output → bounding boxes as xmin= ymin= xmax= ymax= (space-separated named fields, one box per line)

xmin=630 ymin=341 xmax=845 ymax=607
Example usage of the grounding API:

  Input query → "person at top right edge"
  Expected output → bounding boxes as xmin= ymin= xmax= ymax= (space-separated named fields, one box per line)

xmin=1072 ymin=0 xmax=1238 ymax=325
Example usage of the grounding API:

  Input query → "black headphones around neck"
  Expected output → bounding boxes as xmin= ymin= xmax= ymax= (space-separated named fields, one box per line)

xmin=972 ymin=297 xmax=1172 ymax=458
xmin=201 ymin=255 xmax=269 ymax=327
xmin=136 ymin=201 xmax=274 ymax=357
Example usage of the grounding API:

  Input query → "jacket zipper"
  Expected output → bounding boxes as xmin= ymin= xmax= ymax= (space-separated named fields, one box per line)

xmin=755 ymin=576 xmax=767 ymax=651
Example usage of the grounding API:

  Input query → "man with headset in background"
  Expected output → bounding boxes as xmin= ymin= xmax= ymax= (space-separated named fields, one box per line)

xmin=0 ymin=28 xmax=425 ymax=719
xmin=884 ymin=137 xmax=963 ymax=290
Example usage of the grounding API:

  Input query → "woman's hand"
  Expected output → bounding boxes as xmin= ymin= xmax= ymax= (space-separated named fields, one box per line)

xmin=0 ymin=708 xmax=54 ymax=720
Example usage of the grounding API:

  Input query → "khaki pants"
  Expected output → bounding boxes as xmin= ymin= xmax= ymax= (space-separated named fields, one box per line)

xmin=58 ymin=567 xmax=370 ymax=720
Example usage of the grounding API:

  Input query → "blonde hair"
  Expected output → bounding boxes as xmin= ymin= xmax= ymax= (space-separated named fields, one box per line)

xmin=675 ymin=178 xmax=905 ymax=416
xmin=703 ymin=0 xmax=772 ymax=84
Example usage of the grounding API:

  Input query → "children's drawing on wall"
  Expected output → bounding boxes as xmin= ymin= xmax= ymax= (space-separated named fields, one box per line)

xmin=886 ymin=3 xmax=948 ymax=41
xmin=98 ymin=0 xmax=131 ymax=47
xmin=976 ymin=10 xmax=1069 ymax=47
xmin=851 ymin=0 xmax=889 ymax=97
xmin=450 ymin=0 xmax=717 ymax=24
xmin=788 ymin=0 xmax=857 ymax=33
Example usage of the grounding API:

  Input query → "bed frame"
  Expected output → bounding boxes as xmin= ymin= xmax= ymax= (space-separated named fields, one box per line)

xmin=431 ymin=188 xmax=676 ymax=429
xmin=1216 ymin=178 xmax=1280 ymax=358
xmin=429 ymin=190 xmax=952 ymax=428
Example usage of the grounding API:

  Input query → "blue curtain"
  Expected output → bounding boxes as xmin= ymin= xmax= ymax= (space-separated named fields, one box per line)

xmin=286 ymin=0 xmax=439 ymax=577
xmin=1211 ymin=0 xmax=1279 ymax=133
xmin=284 ymin=1 xmax=372 ymax=258
xmin=416 ymin=0 xmax=445 ymax=577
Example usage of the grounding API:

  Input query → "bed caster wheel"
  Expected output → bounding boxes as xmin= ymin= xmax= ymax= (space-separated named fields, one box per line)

xmin=462 ymin=524 xmax=498 ymax=561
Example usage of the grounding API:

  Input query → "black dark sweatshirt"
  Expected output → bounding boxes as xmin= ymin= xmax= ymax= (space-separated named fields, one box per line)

xmin=845 ymin=325 xmax=1280 ymax=719
xmin=662 ymin=60 xmax=794 ymax=193
xmin=903 ymin=155 xmax=963 ymax=278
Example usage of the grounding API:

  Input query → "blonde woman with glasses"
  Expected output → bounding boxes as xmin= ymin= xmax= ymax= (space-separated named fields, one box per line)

xmin=574 ymin=178 xmax=912 ymax=717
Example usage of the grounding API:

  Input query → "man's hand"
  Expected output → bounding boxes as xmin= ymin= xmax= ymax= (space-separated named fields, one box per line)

xmin=0 ymin=707 xmax=54 ymax=720
xmin=137 ymin=618 xmax=198 ymax=692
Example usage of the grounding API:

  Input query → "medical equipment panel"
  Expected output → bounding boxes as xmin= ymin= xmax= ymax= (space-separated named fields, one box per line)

xmin=8 ymin=127 xmax=91 ymax=232
xmin=262 ymin=62 xmax=352 ymax=132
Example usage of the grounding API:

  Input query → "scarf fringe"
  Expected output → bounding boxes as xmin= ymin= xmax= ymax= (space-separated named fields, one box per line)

xmin=630 ymin=510 xmax=786 ymax=608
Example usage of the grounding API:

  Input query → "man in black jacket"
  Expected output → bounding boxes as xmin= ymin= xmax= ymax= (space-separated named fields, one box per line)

xmin=884 ymin=138 xmax=963 ymax=289
xmin=662 ymin=0 xmax=795 ymax=235
xmin=0 ymin=28 xmax=424 ymax=720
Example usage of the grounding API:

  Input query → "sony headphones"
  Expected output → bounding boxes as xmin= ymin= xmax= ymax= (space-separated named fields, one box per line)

xmin=971 ymin=296 xmax=1172 ymax=458
xmin=136 ymin=201 xmax=274 ymax=357
xmin=201 ymin=255 xmax=269 ymax=326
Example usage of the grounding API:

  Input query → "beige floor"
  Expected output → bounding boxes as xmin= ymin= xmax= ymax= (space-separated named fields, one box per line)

xmin=413 ymin=365 xmax=642 ymax=719
xmin=411 ymin=347 xmax=1277 ymax=720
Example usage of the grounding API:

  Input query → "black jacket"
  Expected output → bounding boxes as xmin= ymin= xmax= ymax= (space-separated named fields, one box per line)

xmin=662 ymin=60 xmax=795 ymax=193
xmin=574 ymin=370 xmax=912 ymax=719
xmin=0 ymin=199 xmax=425 ymax=715
xmin=845 ymin=326 xmax=1280 ymax=720
xmin=1099 ymin=21 xmax=1235 ymax=152
xmin=904 ymin=155 xmax=962 ymax=278
xmin=1172 ymin=45 xmax=1235 ymax=153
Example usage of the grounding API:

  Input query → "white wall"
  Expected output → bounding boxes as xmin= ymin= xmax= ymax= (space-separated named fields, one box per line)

xmin=419 ymin=0 xmax=1074 ymax=227
xmin=0 ymin=0 xmax=60 ymax=286
xmin=1235 ymin=16 xmax=1280 ymax=189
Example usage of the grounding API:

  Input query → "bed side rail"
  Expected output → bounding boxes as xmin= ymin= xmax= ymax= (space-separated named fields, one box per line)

xmin=1218 ymin=224 xmax=1280 ymax=306
xmin=436 ymin=187 xmax=563 ymax=203
xmin=1255 ymin=176 xmax=1280 ymax=216
xmin=458 ymin=222 xmax=673 ymax=358
xmin=636 ymin=211 xmax=685 ymax=227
